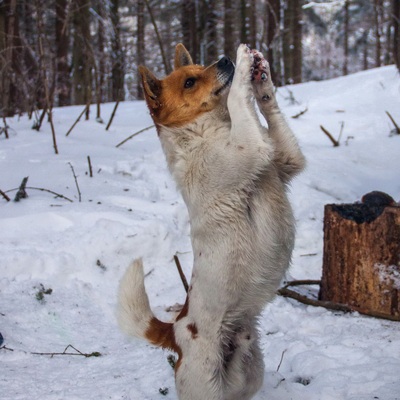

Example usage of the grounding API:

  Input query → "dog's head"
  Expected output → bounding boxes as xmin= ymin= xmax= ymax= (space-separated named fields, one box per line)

xmin=139 ymin=44 xmax=234 ymax=128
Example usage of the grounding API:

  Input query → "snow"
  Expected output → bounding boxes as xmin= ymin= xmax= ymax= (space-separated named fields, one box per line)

xmin=1 ymin=65 xmax=400 ymax=400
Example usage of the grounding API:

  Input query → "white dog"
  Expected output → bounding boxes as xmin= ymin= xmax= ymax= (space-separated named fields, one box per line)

xmin=118 ymin=44 xmax=305 ymax=400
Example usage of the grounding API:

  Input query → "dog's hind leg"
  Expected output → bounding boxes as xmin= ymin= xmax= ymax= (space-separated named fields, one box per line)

xmin=251 ymin=51 xmax=305 ymax=182
xmin=223 ymin=326 xmax=264 ymax=400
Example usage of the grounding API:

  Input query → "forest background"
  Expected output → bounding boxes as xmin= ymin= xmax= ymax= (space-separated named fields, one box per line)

xmin=1 ymin=0 xmax=399 ymax=122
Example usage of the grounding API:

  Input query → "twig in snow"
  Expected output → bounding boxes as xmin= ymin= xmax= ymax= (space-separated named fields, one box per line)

xmin=68 ymin=163 xmax=81 ymax=202
xmin=115 ymin=125 xmax=154 ymax=148
xmin=105 ymin=97 xmax=120 ymax=131
xmin=276 ymin=349 xmax=287 ymax=372
xmin=1 ymin=116 xmax=9 ymax=139
xmin=0 ymin=189 xmax=10 ymax=202
xmin=291 ymin=107 xmax=308 ymax=119
xmin=173 ymin=254 xmax=189 ymax=293
xmin=65 ymin=105 xmax=89 ymax=137
xmin=386 ymin=111 xmax=400 ymax=135
xmin=14 ymin=177 xmax=29 ymax=202
xmin=320 ymin=125 xmax=340 ymax=147
xmin=87 ymin=156 xmax=93 ymax=177
xmin=5 ymin=186 xmax=73 ymax=202
xmin=31 ymin=344 xmax=101 ymax=358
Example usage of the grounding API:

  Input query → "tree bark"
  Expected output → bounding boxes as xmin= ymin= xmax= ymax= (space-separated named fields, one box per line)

xmin=224 ymin=0 xmax=236 ymax=59
xmin=72 ymin=0 xmax=92 ymax=105
xmin=110 ymin=0 xmax=124 ymax=101
xmin=343 ymin=0 xmax=349 ymax=75
xmin=320 ymin=203 xmax=400 ymax=321
xmin=181 ymin=0 xmax=198 ymax=63
xmin=266 ymin=0 xmax=281 ymax=85
xmin=393 ymin=0 xmax=400 ymax=71
xmin=56 ymin=0 xmax=71 ymax=106
xmin=137 ymin=0 xmax=145 ymax=98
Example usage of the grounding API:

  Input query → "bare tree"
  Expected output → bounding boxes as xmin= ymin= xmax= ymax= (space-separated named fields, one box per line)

xmin=137 ymin=0 xmax=145 ymax=98
xmin=56 ymin=0 xmax=71 ymax=106
xmin=110 ymin=0 xmax=124 ymax=101
xmin=392 ymin=0 xmax=400 ymax=71
xmin=224 ymin=0 xmax=237 ymax=59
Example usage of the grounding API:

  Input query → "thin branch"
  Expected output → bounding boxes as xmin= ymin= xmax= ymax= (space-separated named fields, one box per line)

xmin=105 ymin=98 xmax=120 ymax=131
xmin=386 ymin=111 xmax=400 ymax=134
xmin=5 ymin=186 xmax=73 ymax=202
xmin=173 ymin=254 xmax=189 ymax=293
xmin=277 ymin=280 xmax=400 ymax=321
xmin=320 ymin=125 xmax=340 ymax=147
xmin=144 ymin=0 xmax=172 ymax=74
xmin=31 ymin=344 xmax=101 ymax=358
xmin=291 ymin=107 xmax=308 ymax=119
xmin=0 ymin=189 xmax=11 ymax=202
xmin=68 ymin=163 xmax=81 ymax=202
xmin=66 ymin=105 xmax=89 ymax=137
xmin=115 ymin=125 xmax=154 ymax=148
xmin=276 ymin=349 xmax=287 ymax=372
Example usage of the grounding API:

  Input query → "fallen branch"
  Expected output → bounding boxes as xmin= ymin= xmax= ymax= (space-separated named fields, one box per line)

xmin=291 ymin=107 xmax=308 ymax=119
xmin=105 ymin=98 xmax=120 ymax=131
xmin=277 ymin=280 xmax=400 ymax=321
xmin=386 ymin=111 xmax=400 ymax=135
xmin=0 ymin=189 xmax=10 ymax=202
xmin=5 ymin=186 xmax=73 ymax=202
xmin=173 ymin=254 xmax=189 ymax=293
xmin=14 ymin=177 xmax=29 ymax=202
xmin=66 ymin=105 xmax=89 ymax=137
xmin=320 ymin=125 xmax=340 ymax=147
xmin=31 ymin=344 xmax=101 ymax=358
xmin=115 ymin=125 xmax=154 ymax=148
xmin=68 ymin=162 xmax=81 ymax=202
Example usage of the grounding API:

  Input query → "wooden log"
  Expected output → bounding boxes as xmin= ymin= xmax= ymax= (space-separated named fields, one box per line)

xmin=319 ymin=198 xmax=400 ymax=321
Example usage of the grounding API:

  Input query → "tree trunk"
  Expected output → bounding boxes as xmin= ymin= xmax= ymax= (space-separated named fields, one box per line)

xmin=224 ymin=0 xmax=236 ymax=59
xmin=205 ymin=0 xmax=218 ymax=65
xmin=292 ymin=0 xmax=302 ymax=83
xmin=343 ymin=0 xmax=349 ymax=75
xmin=72 ymin=0 xmax=91 ymax=106
xmin=373 ymin=0 xmax=382 ymax=67
xmin=110 ymin=0 xmax=124 ymax=101
xmin=266 ymin=0 xmax=281 ymax=85
xmin=320 ymin=202 xmax=400 ymax=321
xmin=137 ymin=0 xmax=145 ymax=98
xmin=56 ymin=0 xmax=71 ymax=106
xmin=182 ymin=0 xmax=198 ymax=63
xmin=393 ymin=0 xmax=400 ymax=71
xmin=283 ymin=0 xmax=293 ymax=83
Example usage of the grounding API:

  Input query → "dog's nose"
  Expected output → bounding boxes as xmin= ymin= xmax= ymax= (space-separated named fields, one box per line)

xmin=217 ymin=56 xmax=231 ymax=68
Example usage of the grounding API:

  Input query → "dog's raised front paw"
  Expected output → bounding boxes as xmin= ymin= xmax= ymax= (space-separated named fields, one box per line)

xmin=234 ymin=44 xmax=254 ymax=83
xmin=250 ymin=49 xmax=275 ymax=102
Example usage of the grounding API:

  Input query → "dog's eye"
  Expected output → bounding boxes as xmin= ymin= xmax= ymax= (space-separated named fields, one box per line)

xmin=184 ymin=78 xmax=196 ymax=89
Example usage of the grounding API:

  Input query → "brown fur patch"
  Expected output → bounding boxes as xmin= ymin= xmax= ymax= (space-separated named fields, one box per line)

xmin=186 ymin=323 xmax=198 ymax=339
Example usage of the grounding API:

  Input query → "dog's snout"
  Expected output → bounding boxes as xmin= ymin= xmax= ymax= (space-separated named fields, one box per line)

xmin=217 ymin=56 xmax=234 ymax=73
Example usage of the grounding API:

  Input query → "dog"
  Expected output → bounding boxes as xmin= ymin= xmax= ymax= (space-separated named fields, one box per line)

xmin=118 ymin=43 xmax=305 ymax=400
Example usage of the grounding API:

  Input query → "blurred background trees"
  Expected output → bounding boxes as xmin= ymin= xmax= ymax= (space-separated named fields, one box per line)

xmin=0 ymin=0 xmax=399 ymax=118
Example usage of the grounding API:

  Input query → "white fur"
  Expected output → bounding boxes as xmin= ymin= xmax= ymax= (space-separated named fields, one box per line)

xmin=118 ymin=44 xmax=305 ymax=400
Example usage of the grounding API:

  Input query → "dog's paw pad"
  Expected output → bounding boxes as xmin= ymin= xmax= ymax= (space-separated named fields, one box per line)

xmin=250 ymin=49 xmax=271 ymax=83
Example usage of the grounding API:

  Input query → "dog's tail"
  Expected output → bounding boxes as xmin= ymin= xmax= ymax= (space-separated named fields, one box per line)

xmin=117 ymin=258 xmax=179 ymax=352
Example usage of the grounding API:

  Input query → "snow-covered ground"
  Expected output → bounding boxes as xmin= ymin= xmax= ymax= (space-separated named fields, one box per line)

xmin=1 ymin=65 xmax=400 ymax=400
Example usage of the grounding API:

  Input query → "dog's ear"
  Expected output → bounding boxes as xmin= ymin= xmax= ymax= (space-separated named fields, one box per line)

xmin=174 ymin=43 xmax=193 ymax=70
xmin=139 ymin=66 xmax=162 ymax=110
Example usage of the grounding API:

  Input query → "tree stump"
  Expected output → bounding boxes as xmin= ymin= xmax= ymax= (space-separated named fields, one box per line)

xmin=319 ymin=194 xmax=400 ymax=321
